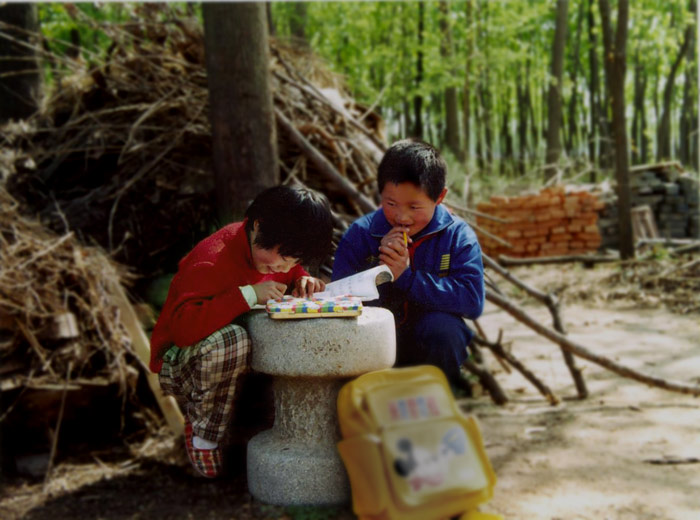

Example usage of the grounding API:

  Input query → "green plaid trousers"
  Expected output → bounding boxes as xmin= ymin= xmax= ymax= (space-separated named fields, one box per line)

xmin=158 ymin=323 xmax=251 ymax=443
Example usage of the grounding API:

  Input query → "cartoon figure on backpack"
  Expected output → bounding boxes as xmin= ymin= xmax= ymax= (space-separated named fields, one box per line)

xmin=393 ymin=426 xmax=467 ymax=492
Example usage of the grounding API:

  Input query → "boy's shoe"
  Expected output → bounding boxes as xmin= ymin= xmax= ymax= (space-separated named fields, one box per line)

xmin=184 ymin=420 xmax=223 ymax=478
xmin=450 ymin=368 xmax=475 ymax=399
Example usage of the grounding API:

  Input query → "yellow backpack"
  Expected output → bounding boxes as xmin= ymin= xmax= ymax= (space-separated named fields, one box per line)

xmin=337 ymin=365 xmax=502 ymax=520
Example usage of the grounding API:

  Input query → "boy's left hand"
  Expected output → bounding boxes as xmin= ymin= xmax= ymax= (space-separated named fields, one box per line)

xmin=292 ymin=276 xmax=325 ymax=298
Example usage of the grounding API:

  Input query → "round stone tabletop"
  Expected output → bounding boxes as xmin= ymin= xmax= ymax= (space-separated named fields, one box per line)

xmin=247 ymin=306 xmax=396 ymax=377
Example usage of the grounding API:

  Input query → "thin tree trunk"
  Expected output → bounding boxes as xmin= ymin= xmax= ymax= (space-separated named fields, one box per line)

xmin=587 ymin=0 xmax=600 ymax=176
xmin=599 ymin=0 xmax=633 ymax=260
xmin=203 ymin=2 xmax=279 ymax=222
xmin=545 ymin=0 xmax=569 ymax=181
xmin=678 ymin=0 xmax=697 ymax=166
xmin=0 ymin=3 xmax=41 ymax=123
xmin=439 ymin=2 xmax=460 ymax=158
xmin=462 ymin=0 xmax=474 ymax=164
xmin=516 ymin=69 xmax=528 ymax=175
xmin=631 ymin=47 xmax=644 ymax=165
xmin=566 ymin=0 xmax=584 ymax=158
xmin=501 ymin=90 xmax=514 ymax=171
xmin=656 ymin=12 xmax=692 ymax=160
xmin=413 ymin=1 xmax=425 ymax=138
xmin=289 ymin=1 xmax=308 ymax=44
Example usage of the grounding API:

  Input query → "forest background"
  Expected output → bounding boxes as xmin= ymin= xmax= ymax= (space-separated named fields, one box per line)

xmin=31 ymin=0 xmax=700 ymax=197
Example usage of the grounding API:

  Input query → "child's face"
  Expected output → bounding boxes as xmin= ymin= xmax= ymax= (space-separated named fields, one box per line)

xmin=250 ymin=222 xmax=299 ymax=274
xmin=250 ymin=244 xmax=299 ymax=274
xmin=380 ymin=182 xmax=447 ymax=237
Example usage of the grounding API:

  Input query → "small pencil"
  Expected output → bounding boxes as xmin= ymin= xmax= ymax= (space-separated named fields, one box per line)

xmin=403 ymin=231 xmax=408 ymax=247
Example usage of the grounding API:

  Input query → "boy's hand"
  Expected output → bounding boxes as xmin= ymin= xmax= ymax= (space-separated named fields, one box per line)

xmin=292 ymin=276 xmax=325 ymax=299
xmin=380 ymin=226 xmax=412 ymax=250
xmin=252 ymin=281 xmax=287 ymax=304
xmin=379 ymin=227 xmax=410 ymax=280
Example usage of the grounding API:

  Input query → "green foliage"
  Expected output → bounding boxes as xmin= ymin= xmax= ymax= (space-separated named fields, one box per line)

xmin=271 ymin=0 xmax=698 ymax=180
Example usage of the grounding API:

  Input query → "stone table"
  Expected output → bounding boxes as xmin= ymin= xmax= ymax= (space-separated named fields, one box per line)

xmin=246 ymin=307 xmax=396 ymax=506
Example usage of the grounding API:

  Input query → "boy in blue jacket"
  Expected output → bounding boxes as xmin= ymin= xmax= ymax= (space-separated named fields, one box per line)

xmin=332 ymin=139 xmax=484 ymax=387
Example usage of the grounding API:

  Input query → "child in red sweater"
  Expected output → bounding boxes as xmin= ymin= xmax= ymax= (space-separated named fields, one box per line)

xmin=149 ymin=186 xmax=333 ymax=478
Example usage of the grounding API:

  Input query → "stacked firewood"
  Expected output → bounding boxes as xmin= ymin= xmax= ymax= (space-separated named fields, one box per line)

xmin=2 ymin=3 xmax=384 ymax=288
xmin=475 ymin=186 xmax=604 ymax=259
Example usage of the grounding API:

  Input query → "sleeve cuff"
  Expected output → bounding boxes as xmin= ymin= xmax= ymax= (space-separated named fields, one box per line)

xmin=239 ymin=285 xmax=258 ymax=308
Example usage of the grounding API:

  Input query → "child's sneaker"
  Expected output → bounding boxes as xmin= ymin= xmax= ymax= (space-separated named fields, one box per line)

xmin=184 ymin=420 xmax=223 ymax=478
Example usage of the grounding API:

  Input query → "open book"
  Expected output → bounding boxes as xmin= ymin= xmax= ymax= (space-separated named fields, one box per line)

xmin=314 ymin=264 xmax=394 ymax=301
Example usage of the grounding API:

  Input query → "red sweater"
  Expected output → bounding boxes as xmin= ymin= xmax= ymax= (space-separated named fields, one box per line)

xmin=149 ymin=220 xmax=308 ymax=372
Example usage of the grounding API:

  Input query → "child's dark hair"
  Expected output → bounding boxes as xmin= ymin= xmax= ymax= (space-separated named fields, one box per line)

xmin=245 ymin=185 xmax=333 ymax=265
xmin=377 ymin=139 xmax=446 ymax=201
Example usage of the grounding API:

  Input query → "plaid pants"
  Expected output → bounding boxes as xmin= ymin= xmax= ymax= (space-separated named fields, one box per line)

xmin=159 ymin=323 xmax=251 ymax=443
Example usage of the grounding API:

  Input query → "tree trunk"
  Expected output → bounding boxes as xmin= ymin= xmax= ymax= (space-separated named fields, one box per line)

xmin=413 ymin=1 xmax=425 ymax=138
xmin=656 ymin=11 xmax=692 ymax=161
xmin=462 ymin=0 xmax=474 ymax=164
xmin=439 ymin=2 xmax=461 ymax=158
xmin=289 ymin=1 xmax=308 ymax=44
xmin=631 ymin=47 xmax=648 ymax=165
xmin=516 ymin=71 xmax=526 ymax=175
xmin=203 ymin=2 xmax=279 ymax=222
xmin=544 ymin=0 xmax=569 ymax=182
xmin=566 ymin=0 xmax=584 ymax=157
xmin=0 ymin=3 xmax=41 ymax=123
xmin=599 ymin=0 xmax=633 ymax=260
xmin=587 ymin=0 xmax=599 ymax=177
xmin=501 ymin=90 xmax=514 ymax=171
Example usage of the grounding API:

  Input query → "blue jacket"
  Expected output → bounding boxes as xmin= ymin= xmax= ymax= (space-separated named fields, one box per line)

xmin=332 ymin=205 xmax=485 ymax=319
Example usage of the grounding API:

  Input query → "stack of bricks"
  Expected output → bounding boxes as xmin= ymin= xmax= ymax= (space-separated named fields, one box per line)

xmin=475 ymin=186 xmax=604 ymax=258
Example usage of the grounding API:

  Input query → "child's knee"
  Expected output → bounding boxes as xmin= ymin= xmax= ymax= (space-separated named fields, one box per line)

xmin=414 ymin=312 xmax=468 ymax=347
xmin=199 ymin=323 xmax=252 ymax=369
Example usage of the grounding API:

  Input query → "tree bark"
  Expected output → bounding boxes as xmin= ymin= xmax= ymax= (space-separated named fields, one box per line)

xmin=0 ymin=3 xmax=41 ymax=123
xmin=544 ymin=0 xmax=569 ymax=182
xmin=599 ymin=0 xmax=634 ymax=259
xmin=203 ymin=2 xmax=279 ymax=222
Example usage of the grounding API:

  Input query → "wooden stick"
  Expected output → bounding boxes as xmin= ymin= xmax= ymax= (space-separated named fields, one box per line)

xmin=486 ymin=289 xmax=700 ymax=397
xmin=484 ymin=254 xmax=588 ymax=398
xmin=276 ymin=108 xmax=377 ymax=214
xmin=472 ymin=333 xmax=560 ymax=406
xmin=106 ymin=276 xmax=184 ymax=436
xmin=496 ymin=253 xmax=619 ymax=267
xmin=462 ymin=359 xmax=509 ymax=405
xmin=443 ymin=200 xmax=510 ymax=223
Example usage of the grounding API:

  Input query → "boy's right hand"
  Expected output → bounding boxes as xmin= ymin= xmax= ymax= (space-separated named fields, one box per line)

xmin=379 ymin=226 xmax=411 ymax=280
xmin=252 ymin=281 xmax=287 ymax=304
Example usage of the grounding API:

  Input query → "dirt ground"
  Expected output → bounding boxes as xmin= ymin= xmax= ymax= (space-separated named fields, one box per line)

xmin=2 ymin=262 xmax=699 ymax=520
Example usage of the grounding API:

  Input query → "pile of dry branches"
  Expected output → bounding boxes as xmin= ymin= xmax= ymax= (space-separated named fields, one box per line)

xmin=0 ymin=185 xmax=137 ymax=396
xmin=605 ymin=254 xmax=700 ymax=314
xmin=2 ymin=3 xmax=383 ymax=285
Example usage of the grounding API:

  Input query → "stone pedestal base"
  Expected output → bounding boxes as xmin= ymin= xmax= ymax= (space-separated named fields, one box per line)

xmin=246 ymin=307 xmax=395 ymax=506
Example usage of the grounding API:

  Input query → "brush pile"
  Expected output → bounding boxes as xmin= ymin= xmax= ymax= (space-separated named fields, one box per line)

xmin=0 ymin=185 xmax=137 ymax=396
xmin=2 ymin=3 xmax=384 ymax=289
